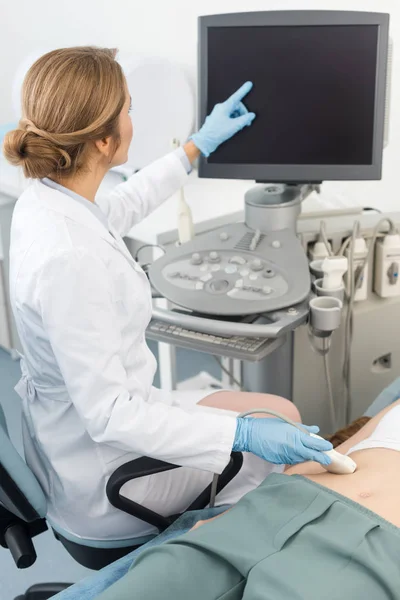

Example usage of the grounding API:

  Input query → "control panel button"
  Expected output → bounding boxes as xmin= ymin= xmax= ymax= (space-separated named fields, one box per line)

xmin=195 ymin=282 xmax=204 ymax=290
xmin=219 ymin=232 xmax=229 ymax=241
xmin=190 ymin=253 xmax=203 ymax=265
xmin=263 ymin=286 xmax=273 ymax=295
xmin=211 ymin=264 xmax=221 ymax=272
xmin=240 ymin=285 xmax=263 ymax=294
xmin=227 ymin=289 xmax=239 ymax=297
xmin=200 ymin=274 xmax=212 ymax=282
xmin=249 ymin=273 xmax=258 ymax=281
xmin=235 ymin=279 xmax=244 ymax=288
xmin=263 ymin=268 xmax=275 ymax=278
xmin=229 ymin=255 xmax=247 ymax=265
xmin=199 ymin=264 xmax=209 ymax=272
xmin=208 ymin=251 xmax=220 ymax=263
xmin=239 ymin=268 xmax=250 ymax=277
xmin=209 ymin=279 xmax=229 ymax=292
xmin=250 ymin=259 xmax=263 ymax=271
xmin=225 ymin=265 xmax=238 ymax=274
xmin=272 ymin=240 xmax=281 ymax=249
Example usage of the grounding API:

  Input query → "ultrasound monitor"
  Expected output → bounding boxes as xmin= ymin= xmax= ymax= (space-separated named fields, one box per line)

xmin=198 ymin=11 xmax=390 ymax=182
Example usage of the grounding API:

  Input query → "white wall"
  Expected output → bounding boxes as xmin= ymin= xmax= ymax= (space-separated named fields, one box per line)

xmin=1 ymin=0 xmax=399 ymax=210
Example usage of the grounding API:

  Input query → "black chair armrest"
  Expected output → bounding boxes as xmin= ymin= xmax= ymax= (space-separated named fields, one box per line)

xmin=106 ymin=453 xmax=243 ymax=532
xmin=106 ymin=457 xmax=179 ymax=531
xmin=186 ymin=451 xmax=243 ymax=512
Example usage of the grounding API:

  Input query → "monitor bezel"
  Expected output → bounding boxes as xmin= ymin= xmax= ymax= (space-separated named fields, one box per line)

xmin=198 ymin=11 xmax=390 ymax=182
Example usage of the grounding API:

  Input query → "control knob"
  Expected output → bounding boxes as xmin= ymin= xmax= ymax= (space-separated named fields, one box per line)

xmin=250 ymin=258 xmax=263 ymax=271
xmin=263 ymin=268 xmax=275 ymax=279
xmin=190 ymin=253 xmax=203 ymax=266
xmin=208 ymin=251 xmax=221 ymax=263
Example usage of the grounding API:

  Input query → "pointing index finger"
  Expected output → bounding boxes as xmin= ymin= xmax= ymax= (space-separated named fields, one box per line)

xmin=225 ymin=81 xmax=253 ymax=112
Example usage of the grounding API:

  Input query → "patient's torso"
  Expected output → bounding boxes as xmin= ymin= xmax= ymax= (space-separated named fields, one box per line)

xmin=287 ymin=403 xmax=400 ymax=527
xmin=292 ymin=404 xmax=400 ymax=527
xmin=306 ymin=449 xmax=400 ymax=527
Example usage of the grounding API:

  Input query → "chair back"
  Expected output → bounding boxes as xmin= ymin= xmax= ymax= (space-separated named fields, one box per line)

xmin=0 ymin=403 xmax=47 ymax=522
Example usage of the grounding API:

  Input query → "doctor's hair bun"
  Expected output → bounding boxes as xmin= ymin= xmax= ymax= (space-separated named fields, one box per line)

xmin=2 ymin=46 xmax=126 ymax=180
xmin=3 ymin=128 xmax=72 ymax=179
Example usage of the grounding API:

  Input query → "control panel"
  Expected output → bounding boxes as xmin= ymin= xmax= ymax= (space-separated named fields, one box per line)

xmin=149 ymin=223 xmax=310 ymax=316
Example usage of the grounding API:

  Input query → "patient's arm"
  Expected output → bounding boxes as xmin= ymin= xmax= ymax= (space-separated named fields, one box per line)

xmin=287 ymin=398 xmax=400 ymax=476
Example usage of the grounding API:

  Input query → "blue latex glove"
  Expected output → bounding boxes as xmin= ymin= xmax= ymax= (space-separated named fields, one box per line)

xmin=190 ymin=81 xmax=256 ymax=157
xmin=233 ymin=417 xmax=333 ymax=466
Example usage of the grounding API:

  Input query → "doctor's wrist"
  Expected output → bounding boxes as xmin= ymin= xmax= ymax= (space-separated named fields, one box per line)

xmin=183 ymin=140 xmax=201 ymax=164
xmin=232 ymin=417 xmax=252 ymax=453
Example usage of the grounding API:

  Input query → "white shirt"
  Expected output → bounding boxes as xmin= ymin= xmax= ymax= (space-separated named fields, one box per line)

xmin=10 ymin=150 xmax=236 ymax=539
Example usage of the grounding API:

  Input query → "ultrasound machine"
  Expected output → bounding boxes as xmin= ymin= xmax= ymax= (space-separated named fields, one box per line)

xmin=147 ymin=10 xmax=391 ymax=430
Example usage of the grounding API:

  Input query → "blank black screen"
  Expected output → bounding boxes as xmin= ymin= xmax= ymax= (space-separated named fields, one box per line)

xmin=207 ymin=25 xmax=378 ymax=165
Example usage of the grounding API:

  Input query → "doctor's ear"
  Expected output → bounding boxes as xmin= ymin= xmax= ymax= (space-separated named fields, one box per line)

xmin=94 ymin=136 xmax=114 ymax=161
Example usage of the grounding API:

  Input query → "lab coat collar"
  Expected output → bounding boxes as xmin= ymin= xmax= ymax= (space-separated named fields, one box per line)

xmin=33 ymin=180 xmax=139 ymax=270
xmin=41 ymin=177 xmax=110 ymax=232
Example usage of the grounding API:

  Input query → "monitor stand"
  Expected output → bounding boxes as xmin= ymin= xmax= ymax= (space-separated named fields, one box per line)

xmin=245 ymin=183 xmax=320 ymax=233
xmin=241 ymin=182 xmax=320 ymax=400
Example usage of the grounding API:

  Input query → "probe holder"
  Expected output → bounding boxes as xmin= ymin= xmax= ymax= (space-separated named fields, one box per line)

xmin=309 ymin=296 xmax=343 ymax=335
xmin=313 ymin=278 xmax=345 ymax=302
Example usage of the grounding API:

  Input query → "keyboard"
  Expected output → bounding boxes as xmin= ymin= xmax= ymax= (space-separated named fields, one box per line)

xmin=146 ymin=319 xmax=282 ymax=362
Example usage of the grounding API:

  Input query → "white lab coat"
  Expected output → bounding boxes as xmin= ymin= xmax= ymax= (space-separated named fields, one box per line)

xmin=9 ymin=151 xmax=240 ymax=540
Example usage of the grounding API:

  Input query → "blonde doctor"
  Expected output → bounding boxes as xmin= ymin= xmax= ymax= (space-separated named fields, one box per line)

xmin=3 ymin=47 xmax=331 ymax=542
